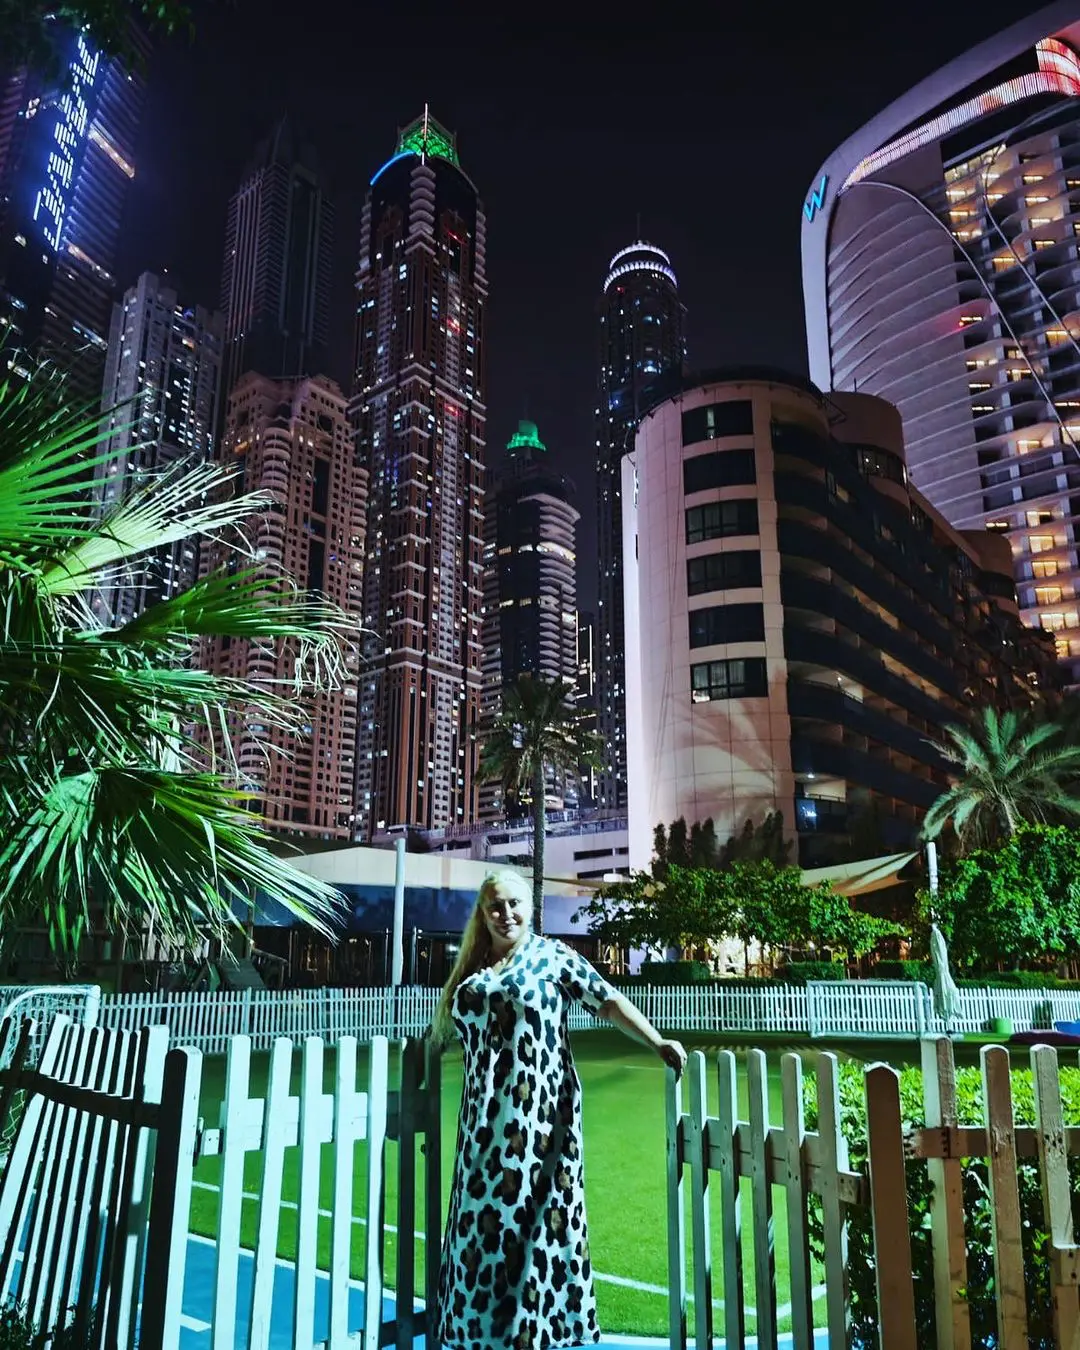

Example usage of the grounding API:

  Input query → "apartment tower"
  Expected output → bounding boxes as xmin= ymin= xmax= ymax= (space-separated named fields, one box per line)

xmin=595 ymin=240 xmax=684 ymax=808
xmin=97 ymin=272 xmax=224 ymax=622
xmin=351 ymin=109 xmax=487 ymax=837
xmin=199 ymin=373 xmax=366 ymax=840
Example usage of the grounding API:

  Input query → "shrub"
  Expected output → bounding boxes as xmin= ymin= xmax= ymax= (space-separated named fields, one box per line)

xmin=637 ymin=959 xmax=712 ymax=985
xmin=803 ymin=1059 xmax=1080 ymax=1347
xmin=873 ymin=960 xmax=933 ymax=982
xmin=777 ymin=961 xmax=846 ymax=985
xmin=0 ymin=1307 xmax=89 ymax=1348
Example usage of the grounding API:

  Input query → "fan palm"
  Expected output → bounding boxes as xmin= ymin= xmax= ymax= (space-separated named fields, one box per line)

xmin=479 ymin=674 xmax=602 ymax=933
xmin=921 ymin=707 xmax=1080 ymax=849
xmin=0 ymin=357 xmax=355 ymax=960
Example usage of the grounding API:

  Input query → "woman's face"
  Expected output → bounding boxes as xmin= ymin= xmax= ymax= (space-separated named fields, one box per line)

xmin=480 ymin=883 xmax=533 ymax=951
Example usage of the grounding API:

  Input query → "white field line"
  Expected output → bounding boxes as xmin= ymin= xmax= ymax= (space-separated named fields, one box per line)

xmin=189 ymin=1181 xmax=825 ymax=1317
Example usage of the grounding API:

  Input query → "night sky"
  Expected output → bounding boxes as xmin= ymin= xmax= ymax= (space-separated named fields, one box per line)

xmin=116 ymin=0 xmax=1034 ymax=611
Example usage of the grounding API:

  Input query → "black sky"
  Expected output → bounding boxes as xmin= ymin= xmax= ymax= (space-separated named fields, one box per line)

xmin=116 ymin=0 xmax=1042 ymax=611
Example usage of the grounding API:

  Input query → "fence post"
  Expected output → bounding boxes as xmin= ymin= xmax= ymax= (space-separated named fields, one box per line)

xmin=1031 ymin=1043 xmax=1080 ymax=1349
xmin=816 ymin=1052 xmax=849 ymax=1347
xmin=920 ymin=1036 xmax=970 ymax=1350
xmin=864 ymin=1063 xmax=917 ymax=1350
xmin=981 ymin=1046 xmax=1028 ymax=1350
xmin=715 ymin=1050 xmax=744 ymax=1349
xmin=747 ymin=1048 xmax=777 ymax=1350
xmin=686 ymin=1051 xmax=712 ymax=1350
xmin=241 ymin=988 xmax=253 ymax=1040
xmin=664 ymin=1053 xmax=687 ymax=1350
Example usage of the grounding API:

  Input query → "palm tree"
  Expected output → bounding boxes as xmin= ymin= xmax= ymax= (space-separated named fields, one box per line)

xmin=479 ymin=674 xmax=602 ymax=933
xmin=0 ymin=358 xmax=353 ymax=960
xmin=922 ymin=707 xmax=1080 ymax=849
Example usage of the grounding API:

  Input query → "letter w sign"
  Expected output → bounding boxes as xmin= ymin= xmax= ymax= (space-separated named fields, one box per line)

xmin=804 ymin=174 xmax=828 ymax=223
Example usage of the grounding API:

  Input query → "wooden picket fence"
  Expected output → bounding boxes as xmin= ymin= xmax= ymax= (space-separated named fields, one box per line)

xmin=667 ymin=1037 xmax=1080 ymax=1350
xmin=0 ymin=1014 xmax=442 ymax=1350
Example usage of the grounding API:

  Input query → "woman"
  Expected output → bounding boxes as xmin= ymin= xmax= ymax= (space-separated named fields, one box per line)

xmin=430 ymin=869 xmax=687 ymax=1350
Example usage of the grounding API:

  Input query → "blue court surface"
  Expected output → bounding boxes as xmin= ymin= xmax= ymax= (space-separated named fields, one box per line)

xmin=177 ymin=1235 xmax=830 ymax=1349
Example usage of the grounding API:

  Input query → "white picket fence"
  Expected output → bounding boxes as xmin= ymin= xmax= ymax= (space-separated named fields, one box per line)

xmin=83 ymin=980 xmax=1080 ymax=1054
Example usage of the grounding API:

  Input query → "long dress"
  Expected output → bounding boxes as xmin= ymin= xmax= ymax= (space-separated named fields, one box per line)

xmin=437 ymin=933 xmax=618 ymax=1350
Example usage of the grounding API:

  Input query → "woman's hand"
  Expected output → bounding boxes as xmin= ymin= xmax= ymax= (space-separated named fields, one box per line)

xmin=656 ymin=1038 xmax=688 ymax=1078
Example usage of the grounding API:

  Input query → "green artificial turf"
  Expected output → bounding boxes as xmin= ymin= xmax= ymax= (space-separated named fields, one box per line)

xmin=188 ymin=1030 xmax=922 ymax=1337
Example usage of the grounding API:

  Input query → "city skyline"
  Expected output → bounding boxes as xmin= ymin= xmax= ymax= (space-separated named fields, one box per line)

xmin=112 ymin=1 xmax=1029 ymax=613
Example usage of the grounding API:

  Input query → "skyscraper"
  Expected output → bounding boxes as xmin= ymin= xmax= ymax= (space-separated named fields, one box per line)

xmin=802 ymin=5 xmax=1080 ymax=682
xmin=0 ymin=25 xmax=147 ymax=403
xmin=352 ymin=109 xmax=487 ymax=838
xmin=219 ymin=119 xmax=334 ymax=399
xmin=97 ymin=272 xmax=224 ymax=622
xmin=199 ymin=373 xmax=365 ymax=840
xmin=479 ymin=420 xmax=580 ymax=819
xmin=595 ymin=241 xmax=684 ymax=809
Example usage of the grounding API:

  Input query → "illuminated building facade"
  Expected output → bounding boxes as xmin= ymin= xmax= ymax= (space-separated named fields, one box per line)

xmin=199 ymin=373 xmax=366 ymax=840
xmin=595 ymin=241 xmax=684 ymax=809
xmin=351 ymin=109 xmax=487 ymax=838
xmin=803 ymin=3 xmax=1080 ymax=683
xmin=220 ymin=119 xmax=334 ymax=400
xmin=97 ymin=272 xmax=224 ymax=622
xmin=0 ymin=26 xmax=147 ymax=403
xmin=479 ymin=420 xmax=580 ymax=819
xmin=623 ymin=370 xmax=1056 ymax=870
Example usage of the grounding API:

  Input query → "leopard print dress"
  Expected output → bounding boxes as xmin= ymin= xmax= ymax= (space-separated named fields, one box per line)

xmin=437 ymin=933 xmax=617 ymax=1350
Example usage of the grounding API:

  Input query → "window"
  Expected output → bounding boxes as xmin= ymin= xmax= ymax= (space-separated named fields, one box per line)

xmin=1029 ymin=535 xmax=1056 ymax=554
xmin=685 ymin=499 xmax=758 ymax=544
xmin=690 ymin=657 xmax=767 ymax=702
xmin=1027 ymin=509 xmax=1054 ymax=527
xmin=689 ymin=603 xmax=765 ymax=648
xmin=682 ymin=400 xmax=754 ymax=445
xmin=683 ymin=449 xmax=755 ymax=493
xmin=1035 ymin=586 xmax=1063 ymax=606
xmin=1033 ymin=558 xmax=1059 ymax=578
xmin=687 ymin=551 xmax=761 ymax=595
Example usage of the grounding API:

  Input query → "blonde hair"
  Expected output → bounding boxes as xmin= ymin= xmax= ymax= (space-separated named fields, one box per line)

xmin=429 ymin=869 xmax=533 ymax=1047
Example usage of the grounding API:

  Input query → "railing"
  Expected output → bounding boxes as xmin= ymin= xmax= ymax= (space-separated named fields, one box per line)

xmin=86 ymin=980 xmax=1080 ymax=1055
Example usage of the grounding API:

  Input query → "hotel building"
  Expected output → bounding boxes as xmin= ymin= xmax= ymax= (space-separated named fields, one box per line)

xmin=802 ymin=2 xmax=1080 ymax=682
xmin=623 ymin=370 xmax=1056 ymax=870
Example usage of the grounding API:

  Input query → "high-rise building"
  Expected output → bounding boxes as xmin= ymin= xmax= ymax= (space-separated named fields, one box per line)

xmin=802 ymin=5 xmax=1080 ymax=682
xmin=0 ymin=25 xmax=147 ymax=403
xmin=199 ymin=372 xmax=366 ymax=840
xmin=219 ymin=118 xmax=334 ymax=399
xmin=623 ymin=369 xmax=1057 ymax=870
xmin=351 ymin=108 xmax=487 ymax=838
xmin=595 ymin=241 xmax=684 ymax=808
xmin=96 ymin=272 xmax=224 ymax=622
xmin=479 ymin=420 xmax=580 ymax=819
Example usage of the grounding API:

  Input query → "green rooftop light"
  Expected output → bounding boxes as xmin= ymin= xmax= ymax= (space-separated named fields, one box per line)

xmin=395 ymin=105 xmax=460 ymax=167
xmin=507 ymin=419 xmax=546 ymax=454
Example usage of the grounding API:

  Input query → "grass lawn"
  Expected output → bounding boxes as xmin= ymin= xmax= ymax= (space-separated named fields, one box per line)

xmin=187 ymin=1030 xmax=927 ymax=1337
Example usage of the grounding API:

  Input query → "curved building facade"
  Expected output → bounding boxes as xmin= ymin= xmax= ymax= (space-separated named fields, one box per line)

xmin=803 ymin=3 xmax=1080 ymax=682
xmin=622 ymin=371 xmax=1054 ymax=871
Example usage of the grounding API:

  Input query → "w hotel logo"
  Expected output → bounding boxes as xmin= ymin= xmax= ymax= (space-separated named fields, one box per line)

xmin=803 ymin=174 xmax=828 ymax=223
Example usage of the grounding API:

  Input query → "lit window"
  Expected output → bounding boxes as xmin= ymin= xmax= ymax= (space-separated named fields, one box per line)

xmin=1022 ymin=175 xmax=1045 ymax=185
xmin=1027 ymin=509 xmax=1054 ymax=527
xmin=992 ymin=254 xmax=1016 ymax=271
xmin=1033 ymin=559 xmax=1060 ymax=578
xmin=1029 ymin=535 xmax=1056 ymax=553
xmin=1035 ymin=586 xmax=1063 ymax=605
xmin=958 ymin=315 xmax=982 ymax=327
xmin=1042 ymin=612 xmax=1066 ymax=631
xmin=1047 ymin=329 xmax=1070 ymax=346
xmin=1025 ymin=195 xmax=1051 ymax=204
xmin=986 ymin=520 xmax=1010 ymax=531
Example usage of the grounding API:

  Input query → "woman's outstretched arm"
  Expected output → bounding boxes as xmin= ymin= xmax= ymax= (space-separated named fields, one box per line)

xmin=599 ymin=992 xmax=687 ymax=1077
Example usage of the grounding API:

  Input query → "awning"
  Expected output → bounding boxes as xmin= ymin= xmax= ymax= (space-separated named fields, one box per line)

xmin=799 ymin=851 xmax=920 ymax=897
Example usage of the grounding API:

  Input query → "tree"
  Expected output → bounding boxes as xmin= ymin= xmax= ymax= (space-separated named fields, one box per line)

xmin=651 ymin=815 xmax=719 ymax=878
xmin=719 ymin=811 xmax=792 ymax=867
xmin=922 ymin=707 xmax=1080 ymax=850
xmin=573 ymin=866 xmax=737 ymax=957
xmin=479 ymin=673 xmax=601 ymax=933
xmin=0 ymin=360 xmax=350 ymax=956
xmin=0 ymin=0 xmax=195 ymax=81
xmin=919 ymin=825 xmax=1080 ymax=972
